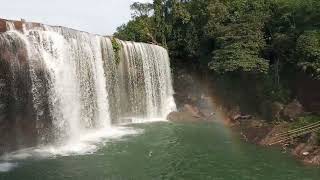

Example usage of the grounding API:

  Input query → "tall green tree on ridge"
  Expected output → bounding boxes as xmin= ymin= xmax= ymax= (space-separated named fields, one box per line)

xmin=208 ymin=0 xmax=270 ymax=74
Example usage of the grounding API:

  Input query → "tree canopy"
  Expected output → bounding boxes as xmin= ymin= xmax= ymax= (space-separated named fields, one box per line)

xmin=114 ymin=0 xmax=320 ymax=80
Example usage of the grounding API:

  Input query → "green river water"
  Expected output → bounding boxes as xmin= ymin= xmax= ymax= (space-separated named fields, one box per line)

xmin=0 ymin=122 xmax=319 ymax=180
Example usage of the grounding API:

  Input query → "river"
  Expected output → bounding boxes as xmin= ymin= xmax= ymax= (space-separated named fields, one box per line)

xmin=0 ymin=121 xmax=319 ymax=180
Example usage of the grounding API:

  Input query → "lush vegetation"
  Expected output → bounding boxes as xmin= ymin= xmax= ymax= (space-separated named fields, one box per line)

xmin=111 ymin=37 xmax=121 ymax=65
xmin=115 ymin=0 xmax=320 ymax=120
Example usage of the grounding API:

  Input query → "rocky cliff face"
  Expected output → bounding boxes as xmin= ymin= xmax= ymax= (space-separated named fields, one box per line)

xmin=0 ymin=18 xmax=86 ymax=154
xmin=0 ymin=18 xmax=42 ymax=33
xmin=296 ymin=74 xmax=320 ymax=113
xmin=0 ymin=19 xmax=38 ymax=154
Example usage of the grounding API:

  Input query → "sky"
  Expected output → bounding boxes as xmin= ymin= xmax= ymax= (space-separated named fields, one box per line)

xmin=0 ymin=0 xmax=152 ymax=35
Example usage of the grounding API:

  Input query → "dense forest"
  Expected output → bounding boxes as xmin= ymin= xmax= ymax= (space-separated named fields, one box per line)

xmin=114 ymin=0 xmax=320 ymax=123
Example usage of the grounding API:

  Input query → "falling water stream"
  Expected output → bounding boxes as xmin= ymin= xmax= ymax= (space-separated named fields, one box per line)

xmin=0 ymin=21 xmax=176 ymax=159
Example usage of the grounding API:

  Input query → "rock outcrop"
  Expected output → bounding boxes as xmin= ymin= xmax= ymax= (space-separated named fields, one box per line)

xmin=0 ymin=25 xmax=38 ymax=154
xmin=292 ymin=142 xmax=320 ymax=166
xmin=169 ymin=65 xmax=218 ymax=123
xmin=0 ymin=18 xmax=42 ymax=33
xmin=283 ymin=99 xmax=304 ymax=121
xmin=271 ymin=102 xmax=285 ymax=121
xmin=236 ymin=118 xmax=320 ymax=166
xmin=167 ymin=104 xmax=209 ymax=122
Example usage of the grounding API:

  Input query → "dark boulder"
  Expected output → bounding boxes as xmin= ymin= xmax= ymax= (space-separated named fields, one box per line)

xmin=283 ymin=99 xmax=304 ymax=121
xmin=167 ymin=111 xmax=204 ymax=122
xmin=271 ymin=102 xmax=284 ymax=121
xmin=307 ymin=132 xmax=319 ymax=146
xmin=260 ymin=101 xmax=284 ymax=121
xmin=167 ymin=103 xmax=208 ymax=122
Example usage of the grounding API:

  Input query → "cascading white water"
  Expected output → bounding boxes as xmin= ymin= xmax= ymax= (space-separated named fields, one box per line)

xmin=0 ymin=20 xmax=176 ymax=149
xmin=28 ymin=30 xmax=83 ymax=142
xmin=120 ymin=41 xmax=176 ymax=121
xmin=5 ymin=22 xmax=15 ymax=31
xmin=24 ymin=28 xmax=114 ymax=144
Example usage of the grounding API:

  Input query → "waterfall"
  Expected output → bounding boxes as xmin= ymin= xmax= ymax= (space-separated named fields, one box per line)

xmin=119 ymin=41 xmax=176 ymax=121
xmin=5 ymin=22 xmax=15 ymax=31
xmin=0 ymin=20 xmax=176 ymax=151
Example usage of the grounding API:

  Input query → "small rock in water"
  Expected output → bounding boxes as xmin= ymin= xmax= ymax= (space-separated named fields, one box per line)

xmin=302 ymin=152 xmax=310 ymax=156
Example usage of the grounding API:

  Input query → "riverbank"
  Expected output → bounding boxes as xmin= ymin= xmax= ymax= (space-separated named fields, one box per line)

xmin=167 ymin=107 xmax=320 ymax=166
xmin=170 ymin=65 xmax=320 ymax=167
xmin=230 ymin=118 xmax=320 ymax=166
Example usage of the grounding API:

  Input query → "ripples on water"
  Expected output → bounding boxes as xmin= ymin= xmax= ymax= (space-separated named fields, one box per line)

xmin=0 ymin=122 xmax=320 ymax=180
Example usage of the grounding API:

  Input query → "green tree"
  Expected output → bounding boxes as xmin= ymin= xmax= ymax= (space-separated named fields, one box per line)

xmin=296 ymin=31 xmax=320 ymax=79
xmin=154 ymin=0 xmax=167 ymax=46
xmin=114 ymin=16 xmax=156 ymax=43
xmin=130 ymin=2 xmax=153 ymax=18
xmin=114 ymin=2 xmax=156 ymax=43
xmin=208 ymin=0 xmax=270 ymax=74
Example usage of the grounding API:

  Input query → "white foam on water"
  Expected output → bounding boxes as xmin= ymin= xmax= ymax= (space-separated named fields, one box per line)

xmin=0 ymin=126 xmax=142 ymax=172
xmin=0 ymin=162 xmax=18 ymax=172
xmin=118 ymin=117 xmax=168 ymax=125
xmin=37 ymin=126 xmax=141 ymax=156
